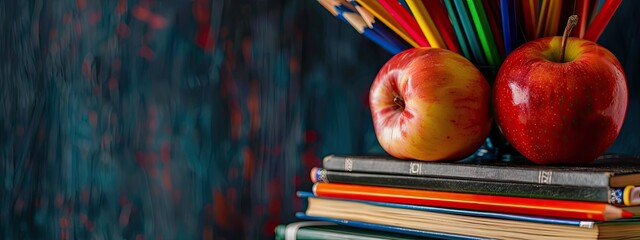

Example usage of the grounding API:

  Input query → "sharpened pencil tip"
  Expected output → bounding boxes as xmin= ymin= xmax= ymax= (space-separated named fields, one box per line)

xmin=622 ymin=210 xmax=635 ymax=218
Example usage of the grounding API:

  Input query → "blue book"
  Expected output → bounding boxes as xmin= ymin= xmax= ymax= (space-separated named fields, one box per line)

xmin=295 ymin=213 xmax=487 ymax=240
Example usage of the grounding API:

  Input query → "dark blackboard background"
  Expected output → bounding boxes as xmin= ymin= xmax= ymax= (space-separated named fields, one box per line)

xmin=1 ymin=0 xmax=639 ymax=239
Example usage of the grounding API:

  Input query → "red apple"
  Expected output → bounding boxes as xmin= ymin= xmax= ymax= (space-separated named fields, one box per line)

xmin=370 ymin=48 xmax=492 ymax=161
xmin=494 ymin=36 xmax=627 ymax=164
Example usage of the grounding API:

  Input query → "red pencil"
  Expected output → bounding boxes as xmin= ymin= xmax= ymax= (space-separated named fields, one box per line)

xmin=313 ymin=182 xmax=634 ymax=221
xmin=421 ymin=0 xmax=461 ymax=53
xmin=378 ymin=0 xmax=430 ymax=47
xmin=572 ymin=0 xmax=590 ymax=38
xmin=522 ymin=0 xmax=538 ymax=40
xmin=584 ymin=0 xmax=622 ymax=42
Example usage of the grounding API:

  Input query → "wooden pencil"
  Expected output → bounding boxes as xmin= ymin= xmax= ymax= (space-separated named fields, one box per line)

xmin=350 ymin=0 xmax=410 ymax=51
xmin=355 ymin=0 xmax=421 ymax=48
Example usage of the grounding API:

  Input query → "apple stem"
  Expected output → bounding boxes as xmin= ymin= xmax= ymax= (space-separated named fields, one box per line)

xmin=560 ymin=15 xmax=578 ymax=63
xmin=393 ymin=96 xmax=405 ymax=109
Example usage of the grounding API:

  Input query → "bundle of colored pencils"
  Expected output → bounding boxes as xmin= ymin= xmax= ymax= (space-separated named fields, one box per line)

xmin=318 ymin=0 xmax=623 ymax=65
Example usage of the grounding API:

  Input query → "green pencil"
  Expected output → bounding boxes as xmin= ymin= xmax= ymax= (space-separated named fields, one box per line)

xmin=467 ymin=0 xmax=501 ymax=66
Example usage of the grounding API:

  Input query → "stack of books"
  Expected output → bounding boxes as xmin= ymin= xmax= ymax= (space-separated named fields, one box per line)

xmin=278 ymin=155 xmax=640 ymax=239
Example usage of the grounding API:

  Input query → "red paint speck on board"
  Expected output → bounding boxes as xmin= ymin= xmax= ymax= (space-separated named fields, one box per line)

xmin=112 ymin=58 xmax=121 ymax=70
xmin=80 ymin=213 xmax=88 ymax=224
xmin=117 ymin=0 xmax=127 ymax=15
xmin=289 ymin=57 xmax=300 ymax=74
xmin=139 ymin=46 xmax=154 ymax=60
xmin=149 ymin=15 xmax=168 ymax=29
xmin=162 ymin=168 xmax=172 ymax=190
xmin=119 ymin=194 xmax=129 ymax=205
xmin=74 ymin=22 xmax=82 ymax=35
xmin=82 ymin=58 xmax=92 ymax=79
xmin=89 ymin=111 xmax=98 ymax=127
xmin=14 ymin=198 xmax=24 ymax=211
xmin=85 ymin=221 xmax=95 ymax=231
xmin=213 ymin=190 xmax=231 ymax=229
xmin=55 ymin=193 xmax=64 ymax=207
xmin=89 ymin=11 xmax=101 ymax=25
xmin=81 ymin=189 xmax=90 ymax=203
xmin=60 ymin=217 xmax=69 ymax=228
xmin=15 ymin=126 xmax=24 ymax=136
xmin=76 ymin=0 xmax=86 ymax=9
xmin=161 ymin=142 xmax=170 ymax=163
xmin=193 ymin=0 xmax=210 ymax=24
xmin=305 ymin=130 xmax=318 ymax=143
xmin=132 ymin=6 xmax=152 ymax=21
xmin=202 ymin=226 xmax=214 ymax=240
xmin=228 ymin=167 xmax=238 ymax=179
xmin=242 ymin=148 xmax=254 ymax=179
xmin=242 ymin=37 xmax=252 ymax=63
xmin=117 ymin=23 xmax=130 ymax=38
xmin=63 ymin=13 xmax=72 ymax=24
xmin=196 ymin=27 xmax=216 ymax=51
xmin=108 ymin=77 xmax=118 ymax=90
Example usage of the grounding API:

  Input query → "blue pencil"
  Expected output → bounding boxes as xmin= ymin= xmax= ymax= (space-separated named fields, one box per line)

xmin=443 ymin=0 xmax=472 ymax=60
xmin=317 ymin=0 xmax=401 ymax=54
xmin=371 ymin=21 xmax=410 ymax=52
xmin=500 ymin=0 xmax=516 ymax=55
xmin=348 ymin=0 xmax=409 ymax=52
xmin=452 ymin=0 xmax=486 ymax=64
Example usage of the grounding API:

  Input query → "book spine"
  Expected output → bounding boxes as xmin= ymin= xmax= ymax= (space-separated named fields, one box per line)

xmin=322 ymin=155 xmax=611 ymax=187
xmin=312 ymin=168 xmax=617 ymax=204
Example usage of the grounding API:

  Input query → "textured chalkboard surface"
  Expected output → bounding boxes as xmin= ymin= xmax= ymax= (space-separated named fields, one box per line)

xmin=1 ymin=0 xmax=639 ymax=239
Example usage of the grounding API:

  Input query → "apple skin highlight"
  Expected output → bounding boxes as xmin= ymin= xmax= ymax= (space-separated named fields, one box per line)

xmin=370 ymin=48 xmax=492 ymax=161
xmin=494 ymin=37 xmax=628 ymax=164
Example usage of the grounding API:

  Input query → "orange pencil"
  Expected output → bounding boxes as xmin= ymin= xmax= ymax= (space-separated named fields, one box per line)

xmin=536 ymin=0 xmax=549 ymax=38
xmin=378 ymin=0 xmax=430 ymax=47
xmin=542 ymin=0 xmax=562 ymax=37
xmin=313 ymin=182 xmax=634 ymax=221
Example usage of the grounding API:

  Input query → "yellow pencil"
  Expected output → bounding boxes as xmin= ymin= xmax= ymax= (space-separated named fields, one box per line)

xmin=545 ymin=0 xmax=562 ymax=37
xmin=536 ymin=0 xmax=549 ymax=38
xmin=405 ymin=0 xmax=446 ymax=48
xmin=355 ymin=0 xmax=420 ymax=48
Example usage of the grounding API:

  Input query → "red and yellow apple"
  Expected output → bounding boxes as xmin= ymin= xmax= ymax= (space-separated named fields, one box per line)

xmin=370 ymin=48 xmax=492 ymax=161
xmin=494 ymin=36 xmax=628 ymax=164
